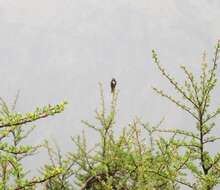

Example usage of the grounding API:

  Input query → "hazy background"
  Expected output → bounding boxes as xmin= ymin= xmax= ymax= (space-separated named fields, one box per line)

xmin=0 ymin=0 xmax=220 ymax=187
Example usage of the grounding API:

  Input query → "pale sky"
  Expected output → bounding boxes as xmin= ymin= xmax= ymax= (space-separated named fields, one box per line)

xmin=0 ymin=0 xmax=220 ymax=188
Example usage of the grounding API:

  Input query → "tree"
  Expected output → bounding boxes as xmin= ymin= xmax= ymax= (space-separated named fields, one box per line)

xmin=0 ymin=92 xmax=67 ymax=189
xmin=3 ymin=41 xmax=220 ymax=190
xmin=60 ymin=41 xmax=220 ymax=190
xmin=66 ymin=84 xmax=188 ymax=190
xmin=151 ymin=40 xmax=220 ymax=189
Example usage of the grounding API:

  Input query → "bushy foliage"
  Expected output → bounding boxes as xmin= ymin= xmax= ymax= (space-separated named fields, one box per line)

xmin=0 ymin=92 xmax=67 ymax=189
xmin=43 ymin=41 xmax=220 ymax=190
xmin=65 ymin=85 xmax=189 ymax=190
xmin=1 ymin=41 xmax=220 ymax=190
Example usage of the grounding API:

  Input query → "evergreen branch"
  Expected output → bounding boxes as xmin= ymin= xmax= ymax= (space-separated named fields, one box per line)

xmin=153 ymin=87 xmax=198 ymax=120
xmin=152 ymin=50 xmax=199 ymax=109
xmin=146 ymin=169 xmax=194 ymax=189
xmin=201 ymin=41 xmax=220 ymax=114
xmin=180 ymin=65 xmax=200 ymax=107
xmin=0 ymin=102 xmax=67 ymax=129
xmin=203 ymin=108 xmax=220 ymax=124
xmin=15 ymin=172 xmax=60 ymax=190
xmin=152 ymin=128 xmax=200 ymax=140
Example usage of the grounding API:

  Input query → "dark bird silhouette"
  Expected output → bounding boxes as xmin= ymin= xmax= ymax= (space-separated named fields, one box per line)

xmin=111 ymin=78 xmax=117 ymax=93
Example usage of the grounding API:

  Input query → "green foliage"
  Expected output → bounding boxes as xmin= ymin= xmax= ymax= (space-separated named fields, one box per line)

xmin=66 ymin=86 xmax=189 ymax=190
xmin=1 ymin=42 xmax=220 ymax=190
xmin=54 ymin=41 xmax=219 ymax=190
xmin=151 ymin=41 xmax=220 ymax=189
xmin=0 ymin=93 xmax=67 ymax=190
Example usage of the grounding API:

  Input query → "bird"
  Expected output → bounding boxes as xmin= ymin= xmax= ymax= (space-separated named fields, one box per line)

xmin=110 ymin=78 xmax=117 ymax=93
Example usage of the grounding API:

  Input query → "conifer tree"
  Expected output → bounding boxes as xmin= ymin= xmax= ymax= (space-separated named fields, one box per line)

xmin=151 ymin=40 xmax=220 ymax=189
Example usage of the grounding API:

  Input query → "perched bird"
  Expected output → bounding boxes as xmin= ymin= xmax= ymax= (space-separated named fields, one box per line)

xmin=111 ymin=78 xmax=117 ymax=93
